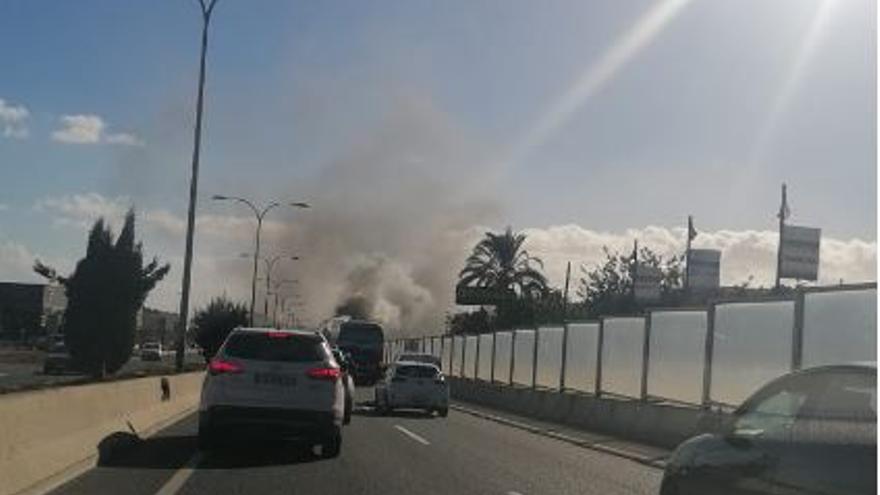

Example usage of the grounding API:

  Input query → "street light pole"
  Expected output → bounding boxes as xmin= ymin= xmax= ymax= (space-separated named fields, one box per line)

xmin=213 ymin=195 xmax=308 ymax=326
xmin=176 ymin=0 xmax=219 ymax=372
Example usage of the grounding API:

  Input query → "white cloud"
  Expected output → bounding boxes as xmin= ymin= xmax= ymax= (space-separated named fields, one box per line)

xmin=0 ymin=204 xmax=9 ymax=212
xmin=52 ymin=114 xmax=143 ymax=146
xmin=522 ymin=224 xmax=877 ymax=289
xmin=0 ymin=98 xmax=29 ymax=139
xmin=105 ymin=132 xmax=144 ymax=146
xmin=35 ymin=193 xmax=131 ymax=230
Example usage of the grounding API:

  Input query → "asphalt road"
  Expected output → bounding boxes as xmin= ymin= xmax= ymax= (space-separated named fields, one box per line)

xmin=47 ymin=389 xmax=662 ymax=495
xmin=0 ymin=351 xmax=204 ymax=389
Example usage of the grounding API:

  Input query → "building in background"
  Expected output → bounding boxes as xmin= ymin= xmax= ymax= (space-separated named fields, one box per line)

xmin=138 ymin=308 xmax=179 ymax=347
xmin=0 ymin=283 xmax=67 ymax=341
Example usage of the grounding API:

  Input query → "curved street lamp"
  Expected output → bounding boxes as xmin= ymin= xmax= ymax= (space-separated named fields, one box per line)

xmin=214 ymin=195 xmax=309 ymax=325
xmin=241 ymin=253 xmax=299 ymax=324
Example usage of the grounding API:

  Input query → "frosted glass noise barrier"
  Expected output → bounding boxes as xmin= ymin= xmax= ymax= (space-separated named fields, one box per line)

xmin=478 ymin=333 xmax=494 ymax=381
xmin=647 ymin=311 xmax=707 ymax=404
xmin=601 ymin=317 xmax=645 ymax=398
xmin=802 ymin=289 xmax=877 ymax=368
xmin=564 ymin=323 xmax=599 ymax=392
xmin=452 ymin=336 xmax=465 ymax=377
xmin=493 ymin=332 xmax=513 ymax=383
xmin=535 ymin=327 xmax=564 ymax=388
xmin=463 ymin=336 xmax=478 ymax=378
xmin=711 ymin=301 xmax=794 ymax=406
xmin=512 ymin=329 xmax=536 ymax=386
xmin=440 ymin=337 xmax=452 ymax=372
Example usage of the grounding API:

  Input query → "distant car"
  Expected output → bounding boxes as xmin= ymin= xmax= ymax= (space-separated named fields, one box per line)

xmin=375 ymin=362 xmax=449 ymax=417
xmin=331 ymin=347 xmax=355 ymax=424
xmin=140 ymin=342 xmax=163 ymax=361
xmin=395 ymin=352 xmax=442 ymax=370
xmin=660 ymin=364 xmax=876 ymax=495
xmin=43 ymin=336 xmax=71 ymax=375
xmin=198 ymin=328 xmax=345 ymax=458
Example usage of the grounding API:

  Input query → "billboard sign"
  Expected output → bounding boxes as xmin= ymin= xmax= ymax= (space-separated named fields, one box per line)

xmin=455 ymin=285 xmax=516 ymax=305
xmin=634 ymin=264 xmax=663 ymax=303
xmin=779 ymin=225 xmax=821 ymax=281
xmin=687 ymin=248 xmax=721 ymax=290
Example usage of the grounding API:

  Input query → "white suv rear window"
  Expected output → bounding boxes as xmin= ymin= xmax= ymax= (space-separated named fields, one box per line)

xmin=223 ymin=333 xmax=327 ymax=363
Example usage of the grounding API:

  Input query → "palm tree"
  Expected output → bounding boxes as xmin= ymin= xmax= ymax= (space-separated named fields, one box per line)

xmin=458 ymin=227 xmax=548 ymax=299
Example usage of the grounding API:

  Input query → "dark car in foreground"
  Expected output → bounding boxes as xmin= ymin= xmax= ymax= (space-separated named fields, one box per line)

xmin=661 ymin=364 xmax=876 ymax=495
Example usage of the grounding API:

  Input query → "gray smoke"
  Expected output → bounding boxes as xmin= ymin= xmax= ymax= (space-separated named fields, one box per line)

xmin=274 ymin=96 xmax=501 ymax=336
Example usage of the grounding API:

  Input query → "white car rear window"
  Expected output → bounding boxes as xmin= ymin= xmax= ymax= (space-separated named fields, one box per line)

xmin=223 ymin=333 xmax=326 ymax=363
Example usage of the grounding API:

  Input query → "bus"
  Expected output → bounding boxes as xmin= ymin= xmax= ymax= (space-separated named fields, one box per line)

xmin=322 ymin=317 xmax=386 ymax=385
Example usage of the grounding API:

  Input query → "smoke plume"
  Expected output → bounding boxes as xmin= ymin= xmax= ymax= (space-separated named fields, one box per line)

xmin=275 ymin=96 xmax=500 ymax=336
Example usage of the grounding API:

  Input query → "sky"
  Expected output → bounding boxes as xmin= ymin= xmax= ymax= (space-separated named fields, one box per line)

xmin=0 ymin=0 xmax=876 ymax=327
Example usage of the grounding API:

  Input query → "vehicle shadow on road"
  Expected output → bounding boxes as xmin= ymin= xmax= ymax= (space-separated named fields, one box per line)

xmin=96 ymin=432 xmax=320 ymax=470
xmin=97 ymin=432 xmax=196 ymax=470
xmin=197 ymin=440 xmax=320 ymax=469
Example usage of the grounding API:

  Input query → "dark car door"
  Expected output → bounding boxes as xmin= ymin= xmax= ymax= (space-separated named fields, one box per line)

xmin=772 ymin=369 xmax=876 ymax=495
xmin=682 ymin=375 xmax=817 ymax=495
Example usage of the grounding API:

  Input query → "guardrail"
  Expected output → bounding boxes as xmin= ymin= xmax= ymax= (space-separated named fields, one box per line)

xmin=386 ymin=283 xmax=877 ymax=409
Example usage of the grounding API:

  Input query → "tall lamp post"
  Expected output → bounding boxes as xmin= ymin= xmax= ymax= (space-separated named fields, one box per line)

xmin=213 ymin=195 xmax=309 ymax=325
xmin=176 ymin=0 xmax=220 ymax=372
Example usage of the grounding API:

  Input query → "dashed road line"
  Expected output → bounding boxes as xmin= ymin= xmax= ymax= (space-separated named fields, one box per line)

xmin=154 ymin=452 xmax=202 ymax=495
xmin=394 ymin=424 xmax=431 ymax=445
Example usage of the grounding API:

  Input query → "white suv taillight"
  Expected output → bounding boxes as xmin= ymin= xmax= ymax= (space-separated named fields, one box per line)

xmin=307 ymin=367 xmax=341 ymax=381
xmin=208 ymin=358 xmax=243 ymax=375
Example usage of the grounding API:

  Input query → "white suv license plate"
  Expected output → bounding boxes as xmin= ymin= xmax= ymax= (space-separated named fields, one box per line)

xmin=254 ymin=373 xmax=297 ymax=387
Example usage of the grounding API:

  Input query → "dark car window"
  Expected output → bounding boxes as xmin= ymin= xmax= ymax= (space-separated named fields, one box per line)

xmin=799 ymin=371 xmax=876 ymax=421
xmin=734 ymin=374 xmax=816 ymax=439
xmin=395 ymin=365 xmax=439 ymax=379
xmin=222 ymin=333 xmax=327 ymax=363
xmin=790 ymin=370 xmax=877 ymax=446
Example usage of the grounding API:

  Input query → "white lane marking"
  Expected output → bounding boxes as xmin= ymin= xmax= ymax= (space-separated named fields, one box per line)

xmin=394 ymin=424 xmax=430 ymax=445
xmin=154 ymin=452 xmax=202 ymax=495
xmin=507 ymin=491 xmax=524 ymax=495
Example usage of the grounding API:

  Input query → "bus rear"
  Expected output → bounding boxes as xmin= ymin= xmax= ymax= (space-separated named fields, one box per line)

xmin=336 ymin=321 xmax=384 ymax=385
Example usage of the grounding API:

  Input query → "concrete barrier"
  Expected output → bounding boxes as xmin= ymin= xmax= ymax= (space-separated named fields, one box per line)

xmin=0 ymin=372 xmax=204 ymax=495
xmin=449 ymin=377 xmax=728 ymax=449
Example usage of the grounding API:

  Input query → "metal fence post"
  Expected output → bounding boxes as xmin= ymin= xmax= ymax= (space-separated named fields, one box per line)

xmin=490 ymin=331 xmax=497 ymax=384
xmin=701 ymin=304 xmax=717 ymax=408
xmin=474 ymin=334 xmax=481 ymax=379
xmin=595 ymin=319 xmax=605 ymax=396
xmin=460 ymin=335 xmax=467 ymax=378
xmin=791 ymin=289 xmax=805 ymax=371
xmin=559 ymin=322 xmax=569 ymax=391
xmin=510 ymin=330 xmax=517 ymax=385
xmin=531 ymin=328 xmax=539 ymax=389
xmin=640 ymin=314 xmax=652 ymax=401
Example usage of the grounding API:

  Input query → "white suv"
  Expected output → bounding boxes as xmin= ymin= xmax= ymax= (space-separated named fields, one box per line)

xmin=198 ymin=328 xmax=345 ymax=457
xmin=375 ymin=361 xmax=449 ymax=417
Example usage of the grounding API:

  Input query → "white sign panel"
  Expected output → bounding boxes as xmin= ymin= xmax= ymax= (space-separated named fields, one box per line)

xmin=779 ymin=225 xmax=821 ymax=281
xmin=688 ymin=249 xmax=721 ymax=290
xmin=634 ymin=264 xmax=662 ymax=303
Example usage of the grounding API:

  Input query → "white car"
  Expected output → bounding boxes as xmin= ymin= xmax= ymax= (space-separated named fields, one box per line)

xmin=375 ymin=361 xmax=449 ymax=417
xmin=198 ymin=328 xmax=345 ymax=458
xmin=395 ymin=352 xmax=443 ymax=370
xmin=140 ymin=342 xmax=163 ymax=361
